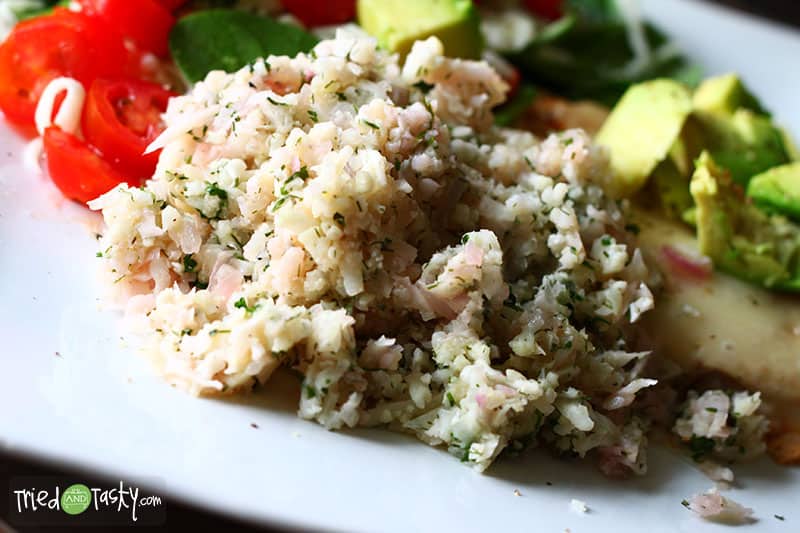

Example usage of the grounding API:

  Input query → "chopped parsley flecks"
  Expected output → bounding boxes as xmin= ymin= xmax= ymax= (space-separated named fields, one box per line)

xmin=446 ymin=392 xmax=456 ymax=407
xmin=206 ymin=182 xmax=228 ymax=201
xmin=290 ymin=166 xmax=309 ymax=182
xmin=412 ymin=80 xmax=435 ymax=93
xmin=234 ymin=296 xmax=257 ymax=314
xmin=688 ymin=435 xmax=716 ymax=462
xmin=362 ymin=118 xmax=380 ymax=130
xmin=205 ymin=182 xmax=229 ymax=218
xmin=272 ymin=196 xmax=290 ymax=211
xmin=183 ymin=254 xmax=198 ymax=273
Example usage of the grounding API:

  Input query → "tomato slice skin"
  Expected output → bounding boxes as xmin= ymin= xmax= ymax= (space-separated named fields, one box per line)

xmin=81 ymin=0 xmax=175 ymax=57
xmin=0 ymin=8 xmax=136 ymax=134
xmin=280 ymin=0 xmax=356 ymax=27
xmin=82 ymin=79 xmax=175 ymax=180
xmin=44 ymin=126 xmax=135 ymax=204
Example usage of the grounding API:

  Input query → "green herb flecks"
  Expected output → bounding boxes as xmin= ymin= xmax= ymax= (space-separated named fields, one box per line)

xmin=446 ymin=392 xmax=456 ymax=407
xmin=688 ymin=435 xmax=716 ymax=462
xmin=183 ymin=254 xmax=198 ymax=273
xmin=205 ymin=182 xmax=229 ymax=219
xmin=412 ymin=80 xmax=435 ymax=94
xmin=234 ymin=296 xmax=258 ymax=314
xmin=362 ymin=118 xmax=380 ymax=130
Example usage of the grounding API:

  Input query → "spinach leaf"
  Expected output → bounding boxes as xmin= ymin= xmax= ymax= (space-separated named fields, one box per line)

xmin=566 ymin=0 xmax=619 ymax=23
xmin=495 ymin=85 xmax=537 ymax=127
xmin=11 ymin=0 xmax=69 ymax=21
xmin=507 ymin=0 xmax=701 ymax=105
xmin=169 ymin=9 xmax=319 ymax=83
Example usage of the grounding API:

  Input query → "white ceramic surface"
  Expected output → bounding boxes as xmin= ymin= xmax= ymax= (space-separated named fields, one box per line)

xmin=1 ymin=1 xmax=798 ymax=531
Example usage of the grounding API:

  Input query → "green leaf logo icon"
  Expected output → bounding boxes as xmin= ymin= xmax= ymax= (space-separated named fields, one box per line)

xmin=61 ymin=484 xmax=91 ymax=515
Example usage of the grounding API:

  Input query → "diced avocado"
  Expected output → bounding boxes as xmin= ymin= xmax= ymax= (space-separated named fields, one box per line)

xmin=652 ymin=158 xmax=693 ymax=219
xmin=357 ymin=0 xmax=482 ymax=59
xmin=682 ymin=207 xmax=697 ymax=226
xmin=701 ymin=109 xmax=790 ymax=186
xmin=693 ymin=74 xmax=769 ymax=116
xmin=596 ymin=79 xmax=693 ymax=197
xmin=668 ymin=135 xmax=693 ymax=177
xmin=690 ymin=152 xmax=800 ymax=291
xmin=690 ymin=74 xmax=789 ymax=186
xmin=667 ymin=114 xmax=710 ymax=177
xmin=747 ymin=163 xmax=800 ymax=221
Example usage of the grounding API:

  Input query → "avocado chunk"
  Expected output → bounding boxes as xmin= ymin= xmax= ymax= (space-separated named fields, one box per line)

xmin=596 ymin=79 xmax=693 ymax=197
xmin=652 ymin=158 xmax=693 ymax=220
xmin=690 ymin=152 xmax=800 ymax=291
xmin=666 ymin=113 xmax=716 ymax=179
xmin=693 ymin=73 xmax=769 ymax=116
xmin=700 ymin=109 xmax=790 ymax=186
xmin=747 ymin=163 xmax=800 ymax=221
xmin=691 ymin=74 xmax=789 ymax=186
xmin=357 ymin=0 xmax=482 ymax=59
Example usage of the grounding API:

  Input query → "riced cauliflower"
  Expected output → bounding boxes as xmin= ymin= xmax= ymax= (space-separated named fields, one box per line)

xmin=674 ymin=390 xmax=768 ymax=461
xmin=90 ymin=30 xmax=761 ymax=472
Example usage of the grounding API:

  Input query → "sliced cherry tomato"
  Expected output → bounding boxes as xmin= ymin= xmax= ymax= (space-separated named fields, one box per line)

xmin=523 ymin=0 xmax=564 ymax=21
xmin=81 ymin=0 xmax=174 ymax=57
xmin=281 ymin=0 xmax=355 ymax=27
xmin=0 ymin=8 xmax=133 ymax=134
xmin=44 ymin=126 xmax=134 ymax=204
xmin=83 ymin=79 xmax=175 ymax=180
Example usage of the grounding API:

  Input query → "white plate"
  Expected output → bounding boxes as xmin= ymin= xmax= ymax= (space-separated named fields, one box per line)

xmin=1 ymin=1 xmax=799 ymax=531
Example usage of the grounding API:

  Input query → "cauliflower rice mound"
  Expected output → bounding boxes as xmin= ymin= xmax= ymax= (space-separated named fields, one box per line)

xmin=90 ymin=31 xmax=762 ymax=472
